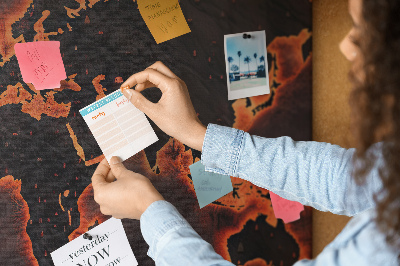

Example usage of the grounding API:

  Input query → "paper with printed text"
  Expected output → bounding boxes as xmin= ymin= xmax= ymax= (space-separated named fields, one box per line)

xmin=51 ymin=218 xmax=137 ymax=266
xmin=80 ymin=90 xmax=158 ymax=162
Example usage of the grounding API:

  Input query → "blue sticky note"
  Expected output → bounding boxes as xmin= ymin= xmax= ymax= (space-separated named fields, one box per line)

xmin=189 ymin=161 xmax=233 ymax=208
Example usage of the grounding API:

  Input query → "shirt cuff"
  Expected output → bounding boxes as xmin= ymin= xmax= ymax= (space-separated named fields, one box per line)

xmin=140 ymin=200 xmax=191 ymax=259
xmin=201 ymin=123 xmax=245 ymax=176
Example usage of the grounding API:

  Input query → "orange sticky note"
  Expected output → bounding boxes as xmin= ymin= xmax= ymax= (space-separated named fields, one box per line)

xmin=14 ymin=41 xmax=67 ymax=90
xmin=270 ymin=192 xmax=304 ymax=223
xmin=137 ymin=0 xmax=191 ymax=44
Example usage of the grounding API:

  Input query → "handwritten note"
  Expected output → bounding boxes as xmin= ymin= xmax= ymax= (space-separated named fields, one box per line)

xmin=189 ymin=161 xmax=233 ymax=209
xmin=137 ymin=0 xmax=191 ymax=44
xmin=14 ymin=41 xmax=67 ymax=90
xmin=269 ymin=192 xmax=304 ymax=223
xmin=79 ymin=90 xmax=158 ymax=162
xmin=51 ymin=218 xmax=138 ymax=266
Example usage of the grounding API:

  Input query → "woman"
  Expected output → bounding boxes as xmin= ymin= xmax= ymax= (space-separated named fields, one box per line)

xmin=91 ymin=0 xmax=400 ymax=264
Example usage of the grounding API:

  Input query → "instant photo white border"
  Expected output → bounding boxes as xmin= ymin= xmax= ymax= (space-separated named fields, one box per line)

xmin=224 ymin=30 xmax=270 ymax=100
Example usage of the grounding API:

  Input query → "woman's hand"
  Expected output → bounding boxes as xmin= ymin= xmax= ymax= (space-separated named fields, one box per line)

xmin=92 ymin=157 xmax=164 ymax=220
xmin=120 ymin=61 xmax=207 ymax=151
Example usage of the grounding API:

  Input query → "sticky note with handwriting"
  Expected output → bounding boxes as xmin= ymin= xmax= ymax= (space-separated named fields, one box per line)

xmin=270 ymin=192 xmax=304 ymax=223
xmin=79 ymin=90 xmax=158 ymax=162
xmin=189 ymin=161 xmax=233 ymax=209
xmin=137 ymin=0 xmax=191 ymax=44
xmin=14 ymin=41 xmax=67 ymax=90
xmin=51 ymin=218 xmax=138 ymax=266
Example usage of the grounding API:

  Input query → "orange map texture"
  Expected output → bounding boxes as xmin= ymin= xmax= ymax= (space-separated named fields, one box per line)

xmin=0 ymin=0 xmax=312 ymax=265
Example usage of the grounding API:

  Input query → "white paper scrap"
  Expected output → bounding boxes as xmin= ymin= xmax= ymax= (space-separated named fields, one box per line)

xmin=51 ymin=218 xmax=137 ymax=266
xmin=80 ymin=90 xmax=158 ymax=162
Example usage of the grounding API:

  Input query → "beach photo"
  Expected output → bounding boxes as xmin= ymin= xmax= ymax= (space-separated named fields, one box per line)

xmin=224 ymin=30 xmax=270 ymax=100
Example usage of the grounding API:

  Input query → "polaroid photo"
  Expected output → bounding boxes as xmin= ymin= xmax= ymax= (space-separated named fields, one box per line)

xmin=224 ymin=30 xmax=270 ymax=100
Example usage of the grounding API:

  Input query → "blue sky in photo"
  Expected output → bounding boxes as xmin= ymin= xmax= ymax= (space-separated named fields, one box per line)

xmin=226 ymin=32 xmax=267 ymax=73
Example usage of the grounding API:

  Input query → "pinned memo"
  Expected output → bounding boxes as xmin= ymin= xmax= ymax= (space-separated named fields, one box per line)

xmin=137 ymin=0 xmax=191 ymax=44
xmin=270 ymin=192 xmax=304 ymax=223
xmin=79 ymin=90 xmax=158 ymax=162
xmin=51 ymin=218 xmax=138 ymax=266
xmin=14 ymin=41 xmax=67 ymax=90
xmin=189 ymin=161 xmax=233 ymax=209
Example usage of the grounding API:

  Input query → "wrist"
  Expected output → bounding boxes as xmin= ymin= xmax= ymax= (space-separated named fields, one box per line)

xmin=139 ymin=195 xmax=165 ymax=219
xmin=184 ymin=122 xmax=206 ymax=151
xmin=196 ymin=125 xmax=207 ymax=151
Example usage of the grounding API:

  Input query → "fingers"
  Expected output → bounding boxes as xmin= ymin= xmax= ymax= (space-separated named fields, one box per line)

xmin=109 ymin=156 xmax=129 ymax=178
xmin=124 ymin=62 xmax=178 ymax=93
xmin=146 ymin=61 xmax=178 ymax=79
xmin=121 ymin=68 xmax=173 ymax=94
xmin=120 ymin=62 xmax=182 ymax=115
xmin=122 ymin=89 xmax=157 ymax=117
xmin=135 ymin=81 xmax=156 ymax=92
xmin=126 ymin=61 xmax=177 ymax=92
xmin=105 ymin=170 xmax=116 ymax=183
xmin=92 ymin=158 xmax=110 ymax=187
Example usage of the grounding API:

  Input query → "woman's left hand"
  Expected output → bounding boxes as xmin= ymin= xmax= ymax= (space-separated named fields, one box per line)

xmin=91 ymin=157 xmax=164 ymax=220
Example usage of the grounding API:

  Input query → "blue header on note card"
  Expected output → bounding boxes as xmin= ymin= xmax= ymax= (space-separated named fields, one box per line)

xmin=80 ymin=91 xmax=123 ymax=116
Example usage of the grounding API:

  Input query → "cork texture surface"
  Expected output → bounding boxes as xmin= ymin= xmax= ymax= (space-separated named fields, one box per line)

xmin=312 ymin=0 xmax=353 ymax=257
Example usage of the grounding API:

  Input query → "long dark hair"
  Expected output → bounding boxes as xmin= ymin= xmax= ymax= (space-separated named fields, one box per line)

xmin=350 ymin=0 xmax=400 ymax=252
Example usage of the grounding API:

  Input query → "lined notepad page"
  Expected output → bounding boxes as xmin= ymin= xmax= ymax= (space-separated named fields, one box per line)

xmin=80 ymin=90 xmax=158 ymax=162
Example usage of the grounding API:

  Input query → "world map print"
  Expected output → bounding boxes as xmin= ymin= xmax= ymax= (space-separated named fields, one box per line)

xmin=0 ymin=0 xmax=312 ymax=265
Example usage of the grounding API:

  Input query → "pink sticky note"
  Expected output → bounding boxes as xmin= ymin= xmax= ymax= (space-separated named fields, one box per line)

xmin=270 ymin=192 xmax=304 ymax=223
xmin=14 ymin=41 xmax=67 ymax=90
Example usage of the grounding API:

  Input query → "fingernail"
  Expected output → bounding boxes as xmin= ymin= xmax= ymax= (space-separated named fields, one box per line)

xmin=120 ymin=85 xmax=130 ymax=92
xmin=110 ymin=156 xmax=122 ymax=165
xmin=123 ymin=89 xmax=133 ymax=100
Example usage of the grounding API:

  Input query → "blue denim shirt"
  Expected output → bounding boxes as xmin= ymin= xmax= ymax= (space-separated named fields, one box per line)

xmin=140 ymin=124 xmax=399 ymax=265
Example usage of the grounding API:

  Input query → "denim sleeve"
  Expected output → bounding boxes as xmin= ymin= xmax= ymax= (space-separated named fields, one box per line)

xmin=201 ymin=124 xmax=382 ymax=216
xmin=140 ymin=200 xmax=234 ymax=266
xmin=293 ymin=210 xmax=399 ymax=266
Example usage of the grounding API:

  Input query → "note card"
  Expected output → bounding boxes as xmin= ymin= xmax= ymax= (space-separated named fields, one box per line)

xmin=189 ymin=161 xmax=233 ymax=209
xmin=270 ymin=192 xmax=304 ymax=223
xmin=137 ymin=0 xmax=191 ymax=44
xmin=14 ymin=41 xmax=67 ymax=90
xmin=79 ymin=90 xmax=158 ymax=162
xmin=51 ymin=218 xmax=138 ymax=266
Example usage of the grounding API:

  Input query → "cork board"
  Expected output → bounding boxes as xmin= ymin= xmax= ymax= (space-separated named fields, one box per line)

xmin=312 ymin=0 xmax=353 ymax=257
xmin=1 ymin=1 xmax=313 ymax=265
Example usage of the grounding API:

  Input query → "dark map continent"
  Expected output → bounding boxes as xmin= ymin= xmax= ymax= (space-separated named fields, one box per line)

xmin=0 ymin=0 xmax=311 ymax=265
xmin=228 ymin=215 xmax=299 ymax=266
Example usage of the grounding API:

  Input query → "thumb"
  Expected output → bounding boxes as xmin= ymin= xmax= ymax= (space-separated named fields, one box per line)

xmin=122 ymin=89 xmax=155 ymax=116
xmin=109 ymin=156 xmax=128 ymax=178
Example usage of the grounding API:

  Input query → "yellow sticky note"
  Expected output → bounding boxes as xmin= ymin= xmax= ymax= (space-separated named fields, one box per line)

xmin=137 ymin=0 xmax=191 ymax=44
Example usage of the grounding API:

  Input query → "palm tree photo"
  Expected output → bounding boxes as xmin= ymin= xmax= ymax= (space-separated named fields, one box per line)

xmin=259 ymin=55 xmax=266 ymax=77
xmin=244 ymin=56 xmax=251 ymax=77
xmin=253 ymin=53 xmax=258 ymax=75
xmin=237 ymin=51 xmax=242 ymax=76
xmin=225 ymin=32 xmax=269 ymax=94
xmin=228 ymin=56 xmax=234 ymax=73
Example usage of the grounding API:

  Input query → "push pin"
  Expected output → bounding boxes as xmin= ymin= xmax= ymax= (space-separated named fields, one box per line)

xmin=243 ymin=33 xmax=251 ymax=39
xmin=83 ymin=233 xmax=96 ymax=240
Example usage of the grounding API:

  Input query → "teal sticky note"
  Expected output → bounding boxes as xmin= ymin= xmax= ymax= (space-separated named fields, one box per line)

xmin=189 ymin=161 xmax=233 ymax=208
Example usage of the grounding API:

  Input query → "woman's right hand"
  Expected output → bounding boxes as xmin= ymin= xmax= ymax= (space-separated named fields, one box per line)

xmin=120 ymin=61 xmax=207 ymax=151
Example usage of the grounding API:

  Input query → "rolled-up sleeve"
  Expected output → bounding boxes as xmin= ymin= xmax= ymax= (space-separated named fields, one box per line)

xmin=201 ymin=124 xmax=382 ymax=216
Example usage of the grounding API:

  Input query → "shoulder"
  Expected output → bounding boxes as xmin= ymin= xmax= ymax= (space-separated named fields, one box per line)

xmin=325 ymin=209 xmax=399 ymax=265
